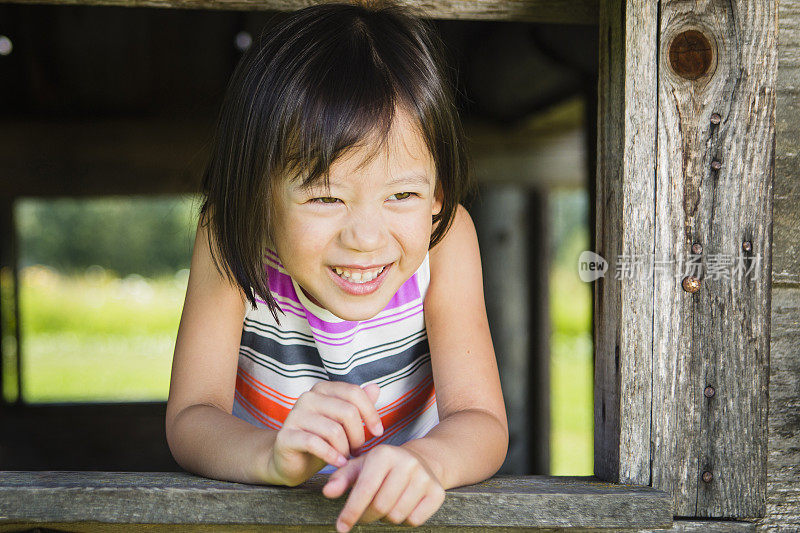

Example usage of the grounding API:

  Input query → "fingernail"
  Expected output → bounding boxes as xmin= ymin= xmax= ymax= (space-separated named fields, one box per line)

xmin=337 ymin=518 xmax=348 ymax=533
xmin=373 ymin=423 xmax=384 ymax=436
xmin=336 ymin=455 xmax=347 ymax=466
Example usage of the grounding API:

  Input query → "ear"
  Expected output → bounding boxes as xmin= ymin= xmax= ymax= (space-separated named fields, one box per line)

xmin=431 ymin=181 xmax=444 ymax=217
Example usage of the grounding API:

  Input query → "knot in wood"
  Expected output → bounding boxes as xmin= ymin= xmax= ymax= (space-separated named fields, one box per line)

xmin=669 ymin=30 xmax=714 ymax=80
xmin=682 ymin=276 xmax=701 ymax=293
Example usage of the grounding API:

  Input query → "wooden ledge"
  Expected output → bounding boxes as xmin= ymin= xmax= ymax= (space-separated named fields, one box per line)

xmin=0 ymin=1 xmax=598 ymax=24
xmin=0 ymin=471 xmax=672 ymax=531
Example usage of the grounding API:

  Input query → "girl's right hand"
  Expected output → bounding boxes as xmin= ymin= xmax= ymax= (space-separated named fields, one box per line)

xmin=265 ymin=381 xmax=384 ymax=486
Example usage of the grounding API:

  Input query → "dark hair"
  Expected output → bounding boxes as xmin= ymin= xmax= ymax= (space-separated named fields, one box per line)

xmin=199 ymin=0 xmax=473 ymax=321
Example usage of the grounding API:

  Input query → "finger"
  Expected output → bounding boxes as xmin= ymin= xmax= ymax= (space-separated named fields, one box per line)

xmin=293 ymin=391 xmax=374 ymax=454
xmin=279 ymin=427 xmax=347 ymax=468
xmin=315 ymin=397 xmax=379 ymax=453
xmin=292 ymin=412 xmax=351 ymax=459
xmin=359 ymin=461 xmax=413 ymax=524
xmin=405 ymin=487 xmax=446 ymax=528
xmin=313 ymin=381 xmax=384 ymax=437
xmin=384 ymin=469 xmax=429 ymax=525
xmin=322 ymin=458 xmax=362 ymax=499
xmin=336 ymin=458 xmax=391 ymax=532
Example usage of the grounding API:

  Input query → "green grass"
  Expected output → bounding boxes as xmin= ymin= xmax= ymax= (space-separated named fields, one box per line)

xmin=9 ymin=265 xmax=187 ymax=402
xmin=3 ymin=261 xmax=594 ymax=474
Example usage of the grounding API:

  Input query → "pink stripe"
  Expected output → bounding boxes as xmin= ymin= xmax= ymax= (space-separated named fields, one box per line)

xmin=303 ymin=275 xmax=421 ymax=334
xmin=253 ymin=299 xmax=308 ymax=321
xmin=310 ymin=307 xmax=424 ymax=347
xmin=259 ymin=251 xmax=422 ymax=330
xmin=305 ymin=302 xmax=423 ymax=342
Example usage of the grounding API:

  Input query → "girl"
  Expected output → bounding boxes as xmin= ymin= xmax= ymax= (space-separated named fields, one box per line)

xmin=165 ymin=2 xmax=508 ymax=531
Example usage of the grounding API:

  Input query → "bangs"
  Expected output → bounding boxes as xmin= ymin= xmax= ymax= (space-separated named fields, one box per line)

xmin=272 ymin=19 xmax=425 ymax=192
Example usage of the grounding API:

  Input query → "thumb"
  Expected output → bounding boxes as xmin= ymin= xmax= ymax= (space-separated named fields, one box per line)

xmin=361 ymin=382 xmax=381 ymax=404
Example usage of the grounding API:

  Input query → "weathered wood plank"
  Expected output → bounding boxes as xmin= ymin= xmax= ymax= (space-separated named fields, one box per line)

xmin=0 ymin=521 xmax=759 ymax=533
xmin=651 ymin=0 xmax=776 ymax=517
xmin=593 ymin=0 xmax=658 ymax=486
xmin=0 ymin=471 xmax=673 ymax=530
xmin=757 ymin=286 xmax=800 ymax=531
xmin=773 ymin=0 xmax=800 ymax=283
xmin=0 ymin=0 xmax=598 ymax=24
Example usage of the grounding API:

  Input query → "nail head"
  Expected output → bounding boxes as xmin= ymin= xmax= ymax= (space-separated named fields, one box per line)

xmin=704 ymin=386 xmax=715 ymax=398
xmin=711 ymin=160 xmax=722 ymax=170
xmin=742 ymin=241 xmax=752 ymax=252
xmin=692 ymin=242 xmax=703 ymax=254
xmin=682 ymin=276 xmax=701 ymax=293
xmin=702 ymin=471 xmax=713 ymax=483
xmin=710 ymin=113 xmax=721 ymax=125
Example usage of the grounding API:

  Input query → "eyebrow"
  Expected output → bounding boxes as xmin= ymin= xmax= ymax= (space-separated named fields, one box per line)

xmin=293 ymin=172 xmax=431 ymax=192
xmin=385 ymin=173 xmax=431 ymax=188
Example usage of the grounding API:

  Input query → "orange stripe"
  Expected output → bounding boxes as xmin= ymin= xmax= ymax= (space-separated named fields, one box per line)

xmin=235 ymin=368 xmax=437 ymax=444
xmin=235 ymin=371 xmax=294 ymax=425
xmin=378 ymin=373 xmax=433 ymax=414
xmin=238 ymin=365 xmax=300 ymax=402
xmin=234 ymin=390 xmax=280 ymax=430
xmin=364 ymin=379 xmax=436 ymax=445
xmin=361 ymin=390 xmax=437 ymax=453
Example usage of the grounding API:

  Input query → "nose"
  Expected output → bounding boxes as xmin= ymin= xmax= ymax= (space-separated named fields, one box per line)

xmin=339 ymin=206 xmax=388 ymax=253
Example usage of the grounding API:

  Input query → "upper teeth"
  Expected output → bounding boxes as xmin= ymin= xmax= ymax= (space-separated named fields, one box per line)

xmin=333 ymin=265 xmax=386 ymax=283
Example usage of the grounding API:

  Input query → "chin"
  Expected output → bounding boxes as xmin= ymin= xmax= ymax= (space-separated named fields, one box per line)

xmin=329 ymin=302 xmax=385 ymax=322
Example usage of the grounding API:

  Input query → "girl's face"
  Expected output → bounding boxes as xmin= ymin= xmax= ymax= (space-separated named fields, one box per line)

xmin=270 ymin=109 xmax=442 ymax=321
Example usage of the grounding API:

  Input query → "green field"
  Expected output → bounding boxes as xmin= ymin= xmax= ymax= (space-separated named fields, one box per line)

xmin=2 ymin=260 xmax=592 ymax=475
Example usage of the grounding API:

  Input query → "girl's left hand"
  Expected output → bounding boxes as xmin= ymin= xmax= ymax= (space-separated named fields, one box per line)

xmin=321 ymin=443 xmax=446 ymax=532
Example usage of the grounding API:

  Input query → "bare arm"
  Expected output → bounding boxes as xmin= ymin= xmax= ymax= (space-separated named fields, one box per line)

xmin=165 ymin=214 xmax=278 ymax=485
xmin=168 ymin=404 xmax=278 ymax=484
xmin=401 ymin=205 xmax=509 ymax=490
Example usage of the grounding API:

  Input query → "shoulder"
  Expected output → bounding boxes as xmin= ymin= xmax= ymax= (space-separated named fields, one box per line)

xmin=429 ymin=204 xmax=479 ymax=276
xmin=426 ymin=204 xmax=481 ymax=302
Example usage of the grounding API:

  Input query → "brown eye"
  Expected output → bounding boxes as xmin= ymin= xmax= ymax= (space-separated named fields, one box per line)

xmin=313 ymin=197 xmax=340 ymax=204
xmin=388 ymin=192 xmax=415 ymax=201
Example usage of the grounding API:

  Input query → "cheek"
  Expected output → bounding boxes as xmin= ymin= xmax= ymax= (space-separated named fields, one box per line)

xmin=391 ymin=213 xmax=433 ymax=250
xmin=281 ymin=213 xmax=336 ymax=253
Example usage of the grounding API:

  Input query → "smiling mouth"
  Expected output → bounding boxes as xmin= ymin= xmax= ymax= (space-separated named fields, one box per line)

xmin=331 ymin=265 xmax=388 ymax=284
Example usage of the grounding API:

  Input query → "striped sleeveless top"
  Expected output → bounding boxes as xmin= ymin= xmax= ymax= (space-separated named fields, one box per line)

xmin=232 ymin=249 xmax=439 ymax=475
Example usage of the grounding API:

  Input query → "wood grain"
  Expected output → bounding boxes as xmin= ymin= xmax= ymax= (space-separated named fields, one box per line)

xmin=0 ymin=471 xmax=672 ymax=530
xmin=595 ymin=0 xmax=777 ymax=519
xmin=757 ymin=286 xmax=800 ymax=531
xmin=593 ymin=0 xmax=659 ymax=487
xmin=0 ymin=0 xmax=598 ymax=24
xmin=773 ymin=0 xmax=800 ymax=284
xmin=651 ymin=0 xmax=775 ymax=517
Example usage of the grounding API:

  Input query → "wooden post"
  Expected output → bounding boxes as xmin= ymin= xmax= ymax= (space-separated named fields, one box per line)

xmin=594 ymin=0 xmax=659 ymax=489
xmin=472 ymin=185 xmax=550 ymax=475
xmin=0 ymin=196 xmax=22 ymax=405
xmin=761 ymin=0 xmax=800 ymax=528
xmin=595 ymin=0 xmax=776 ymax=518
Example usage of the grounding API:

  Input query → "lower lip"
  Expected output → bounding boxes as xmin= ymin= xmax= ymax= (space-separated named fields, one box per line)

xmin=328 ymin=264 xmax=391 ymax=296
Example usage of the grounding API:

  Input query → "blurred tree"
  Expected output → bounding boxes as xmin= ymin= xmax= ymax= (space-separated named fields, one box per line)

xmin=16 ymin=195 xmax=201 ymax=278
